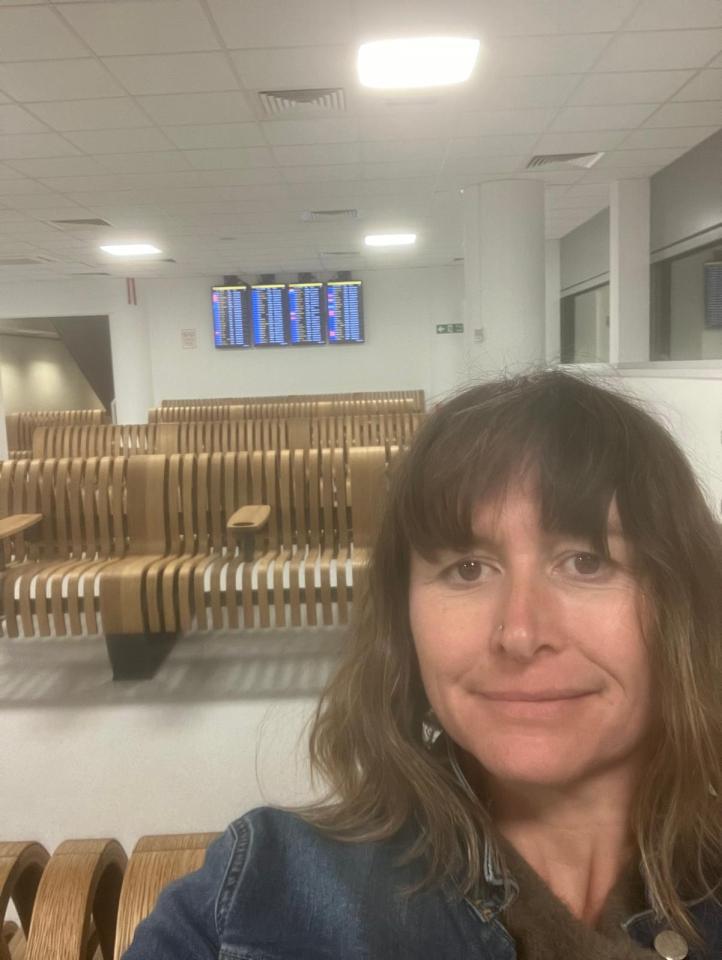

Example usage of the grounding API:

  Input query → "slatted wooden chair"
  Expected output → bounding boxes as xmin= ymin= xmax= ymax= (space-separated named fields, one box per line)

xmin=113 ymin=833 xmax=218 ymax=960
xmin=0 ymin=842 xmax=49 ymax=960
xmin=161 ymin=451 xmax=278 ymax=632
xmin=23 ymin=839 xmax=126 ymax=960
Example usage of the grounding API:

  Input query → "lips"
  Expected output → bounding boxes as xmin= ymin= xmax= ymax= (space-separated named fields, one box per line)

xmin=481 ymin=689 xmax=595 ymax=702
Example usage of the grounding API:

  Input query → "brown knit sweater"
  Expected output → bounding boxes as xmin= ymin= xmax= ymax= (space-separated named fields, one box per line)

xmin=501 ymin=841 xmax=659 ymax=959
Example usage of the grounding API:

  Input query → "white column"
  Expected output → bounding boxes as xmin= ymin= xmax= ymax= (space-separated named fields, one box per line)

xmin=609 ymin=178 xmax=650 ymax=363
xmin=108 ymin=303 xmax=153 ymax=423
xmin=545 ymin=239 xmax=561 ymax=363
xmin=463 ymin=180 xmax=546 ymax=377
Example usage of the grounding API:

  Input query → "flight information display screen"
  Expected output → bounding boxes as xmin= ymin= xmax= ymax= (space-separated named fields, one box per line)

xmin=288 ymin=282 xmax=325 ymax=345
xmin=212 ymin=285 xmax=251 ymax=348
xmin=251 ymin=283 xmax=288 ymax=346
xmin=327 ymin=280 xmax=364 ymax=343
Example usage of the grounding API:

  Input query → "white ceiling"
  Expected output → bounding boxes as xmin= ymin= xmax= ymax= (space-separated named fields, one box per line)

xmin=0 ymin=0 xmax=721 ymax=281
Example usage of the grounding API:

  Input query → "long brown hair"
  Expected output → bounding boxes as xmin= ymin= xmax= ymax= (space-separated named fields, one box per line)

xmin=303 ymin=369 xmax=721 ymax=939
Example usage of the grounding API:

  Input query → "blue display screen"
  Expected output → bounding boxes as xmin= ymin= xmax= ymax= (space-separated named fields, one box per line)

xmin=326 ymin=280 xmax=364 ymax=343
xmin=212 ymin=285 xmax=250 ymax=347
xmin=251 ymin=284 xmax=288 ymax=346
xmin=288 ymin=283 xmax=324 ymax=344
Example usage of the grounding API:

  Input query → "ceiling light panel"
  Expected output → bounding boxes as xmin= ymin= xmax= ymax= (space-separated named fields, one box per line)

xmin=100 ymin=243 xmax=162 ymax=256
xmin=365 ymin=233 xmax=416 ymax=247
xmin=358 ymin=37 xmax=480 ymax=89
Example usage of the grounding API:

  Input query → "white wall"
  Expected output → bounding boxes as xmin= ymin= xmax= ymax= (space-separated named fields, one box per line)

xmin=599 ymin=369 xmax=722 ymax=518
xmin=560 ymin=208 xmax=610 ymax=293
xmin=0 ymin=632 xmax=339 ymax=857
xmin=143 ymin=265 xmax=464 ymax=406
xmin=0 ymin=333 xmax=102 ymax=413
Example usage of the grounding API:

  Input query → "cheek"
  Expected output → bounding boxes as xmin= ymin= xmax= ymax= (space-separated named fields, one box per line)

xmin=409 ymin=590 xmax=484 ymax=690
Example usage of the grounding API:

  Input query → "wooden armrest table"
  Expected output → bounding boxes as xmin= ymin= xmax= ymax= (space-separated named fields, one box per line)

xmin=0 ymin=514 xmax=42 ymax=540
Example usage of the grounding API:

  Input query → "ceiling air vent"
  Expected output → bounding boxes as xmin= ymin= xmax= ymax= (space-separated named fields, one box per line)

xmin=259 ymin=87 xmax=346 ymax=117
xmin=50 ymin=218 xmax=112 ymax=227
xmin=302 ymin=209 xmax=358 ymax=222
xmin=321 ymin=250 xmax=360 ymax=256
xmin=527 ymin=152 xmax=604 ymax=170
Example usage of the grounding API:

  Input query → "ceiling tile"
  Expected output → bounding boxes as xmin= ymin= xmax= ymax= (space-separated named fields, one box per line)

xmin=619 ymin=126 xmax=718 ymax=149
xmin=191 ymin=168 xmax=284 ymax=186
xmin=139 ymin=92 xmax=253 ymax=125
xmin=184 ymin=147 xmax=275 ymax=170
xmin=570 ymin=71 xmax=694 ymax=106
xmin=0 ymin=105 xmax=50 ymax=135
xmin=59 ymin=0 xmax=219 ymax=56
xmin=362 ymin=157 xmax=443 ymax=179
xmin=230 ymin=45 xmax=351 ymax=91
xmin=360 ymin=139 xmax=447 ymax=163
xmin=5 ymin=155 xmax=109 ymax=177
xmin=672 ymin=69 xmax=722 ymax=102
xmin=493 ymin=34 xmax=611 ymax=76
xmin=627 ymin=0 xmax=722 ymax=31
xmin=64 ymin=128 xmax=175 ymax=153
xmin=644 ymin=101 xmax=722 ymax=127
xmin=0 ymin=59 xmax=126 ymax=102
xmin=281 ymin=164 xmax=363 ymax=183
xmin=28 ymin=97 xmax=152 ymax=132
xmin=0 ymin=178 xmax=55 ymax=197
xmin=0 ymin=163 xmax=26 ymax=180
xmin=533 ymin=131 xmax=629 ymax=153
xmin=206 ymin=0 xmax=355 ymax=48
xmin=272 ymin=142 xmax=360 ymax=166
xmin=595 ymin=30 xmax=722 ymax=71
xmin=163 ymin=123 xmax=265 ymax=150
xmin=0 ymin=6 xmax=90 ymax=60
xmin=471 ymin=74 xmax=580 ymax=109
xmin=578 ymin=164 xmax=662 ymax=183
xmin=96 ymin=152 xmax=192 ymax=174
xmin=0 ymin=133 xmax=80 ymax=160
xmin=446 ymin=134 xmax=539 ymax=158
xmin=103 ymin=53 xmax=238 ymax=96
xmin=597 ymin=147 xmax=687 ymax=168
xmin=442 ymin=155 xmax=527 ymax=178
xmin=550 ymin=0 xmax=639 ymax=34
xmin=457 ymin=108 xmax=555 ymax=136
xmin=549 ymin=104 xmax=658 ymax=131
xmin=261 ymin=118 xmax=359 ymax=146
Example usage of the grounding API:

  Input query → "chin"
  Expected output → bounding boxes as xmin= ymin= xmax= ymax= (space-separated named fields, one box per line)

xmin=466 ymin=738 xmax=599 ymax=791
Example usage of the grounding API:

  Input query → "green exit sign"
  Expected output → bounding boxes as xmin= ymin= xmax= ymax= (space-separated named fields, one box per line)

xmin=436 ymin=323 xmax=464 ymax=334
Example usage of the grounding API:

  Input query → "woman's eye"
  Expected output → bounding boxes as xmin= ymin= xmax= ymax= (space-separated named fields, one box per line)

xmin=454 ymin=559 xmax=484 ymax=582
xmin=567 ymin=552 xmax=603 ymax=576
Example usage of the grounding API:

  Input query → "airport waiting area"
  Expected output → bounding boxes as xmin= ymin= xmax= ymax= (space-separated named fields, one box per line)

xmin=1 ymin=1 xmax=721 ymax=957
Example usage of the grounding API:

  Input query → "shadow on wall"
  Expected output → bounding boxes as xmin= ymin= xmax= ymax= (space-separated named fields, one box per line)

xmin=0 ymin=629 xmax=343 ymax=708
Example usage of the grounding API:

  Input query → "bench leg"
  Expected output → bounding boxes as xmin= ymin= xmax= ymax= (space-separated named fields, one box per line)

xmin=104 ymin=631 xmax=178 ymax=681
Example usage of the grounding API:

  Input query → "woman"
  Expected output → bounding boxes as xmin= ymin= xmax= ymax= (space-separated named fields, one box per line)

xmin=124 ymin=370 xmax=720 ymax=959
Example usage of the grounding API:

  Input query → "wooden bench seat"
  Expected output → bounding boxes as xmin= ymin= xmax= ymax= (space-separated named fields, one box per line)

xmin=32 ymin=414 xmax=421 ymax=460
xmin=0 ymin=449 xmax=393 ymax=678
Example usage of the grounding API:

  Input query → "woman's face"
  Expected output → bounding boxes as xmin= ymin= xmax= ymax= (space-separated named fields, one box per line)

xmin=408 ymin=478 xmax=654 ymax=791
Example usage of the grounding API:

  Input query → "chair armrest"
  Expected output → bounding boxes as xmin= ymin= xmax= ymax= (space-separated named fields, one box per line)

xmin=0 ymin=513 xmax=43 ymax=540
xmin=227 ymin=505 xmax=271 ymax=534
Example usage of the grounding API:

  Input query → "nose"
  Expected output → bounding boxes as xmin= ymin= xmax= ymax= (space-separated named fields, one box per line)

xmin=492 ymin=567 xmax=552 ymax=661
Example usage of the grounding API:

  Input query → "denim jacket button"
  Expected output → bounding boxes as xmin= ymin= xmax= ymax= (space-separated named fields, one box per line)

xmin=653 ymin=930 xmax=688 ymax=959
xmin=480 ymin=907 xmax=495 ymax=922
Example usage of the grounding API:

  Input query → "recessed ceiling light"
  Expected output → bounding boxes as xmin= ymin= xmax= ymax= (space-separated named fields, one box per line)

xmin=358 ymin=37 xmax=480 ymax=89
xmin=364 ymin=233 xmax=417 ymax=248
xmin=100 ymin=243 xmax=162 ymax=257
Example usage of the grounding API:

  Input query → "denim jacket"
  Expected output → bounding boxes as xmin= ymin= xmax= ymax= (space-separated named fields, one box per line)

xmin=123 ymin=806 xmax=721 ymax=960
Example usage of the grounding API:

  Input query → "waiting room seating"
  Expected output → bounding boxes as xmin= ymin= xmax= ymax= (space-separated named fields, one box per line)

xmin=5 ymin=410 xmax=108 ymax=460
xmin=0 ymin=448 xmax=393 ymax=678
xmin=150 ymin=397 xmax=417 ymax=422
xmin=161 ymin=388 xmax=425 ymax=411
xmin=1 ymin=833 xmax=217 ymax=960
xmin=32 ymin=414 xmax=421 ymax=460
